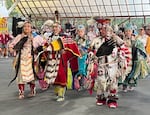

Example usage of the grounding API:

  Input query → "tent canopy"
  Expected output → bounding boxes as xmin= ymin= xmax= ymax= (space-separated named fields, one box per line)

xmin=14 ymin=0 xmax=150 ymax=20
xmin=0 ymin=6 xmax=9 ymax=17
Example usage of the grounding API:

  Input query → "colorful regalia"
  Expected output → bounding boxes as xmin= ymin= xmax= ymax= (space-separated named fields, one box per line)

xmin=44 ymin=32 xmax=81 ymax=101
xmin=146 ymin=36 xmax=150 ymax=55
xmin=86 ymin=51 xmax=98 ymax=95
xmin=122 ymin=31 xmax=135 ymax=91
xmin=126 ymin=38 xmax=150 ymax=87
xmin=74 ymin=34 xmax=90 ymax=90
xmin=9 ymin=31 xmax=45 ymax=99
xmin=91 ymin=25 xmax=126 ymax=108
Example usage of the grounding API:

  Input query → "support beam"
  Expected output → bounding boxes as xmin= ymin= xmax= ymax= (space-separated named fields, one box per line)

xmin=118 ymin=18 xmax=130 ymax=26
xmin=8 ymin=0 xmax=21 ymax=15
xmin=144 ymin=16 xmax=146 ymax=24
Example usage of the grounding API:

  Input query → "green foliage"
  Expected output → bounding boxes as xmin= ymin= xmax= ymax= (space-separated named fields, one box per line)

xmin=5 ymin=0 xmax=20 ymax=17
xmin=112 ymin=17 xmax=150 ymax=28
xmin=5 ymin=0 xmax=12 ymax=8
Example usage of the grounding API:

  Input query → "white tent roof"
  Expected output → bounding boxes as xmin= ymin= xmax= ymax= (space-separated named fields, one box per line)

xmin=14 ymin=0 xmax=150 ymax=19
xmin=0 ymin=6 xmax=9 ymax=18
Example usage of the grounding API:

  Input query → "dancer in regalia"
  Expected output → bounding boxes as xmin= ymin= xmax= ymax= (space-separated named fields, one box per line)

xmin=125 ymin=27 xmax=150 ymax=88
xmin=91 ymin=24 xmax=126 ymax=108
xmin=9 ymin=21 xmax=45 ymax=99
xmin=43 ymin=22 xmax=81 ymax=101
xmin=122 ymin=24 xmax=136 ymax=92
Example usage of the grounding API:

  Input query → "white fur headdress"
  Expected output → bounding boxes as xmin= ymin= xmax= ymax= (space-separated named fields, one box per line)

xmin=87 ymin=18 xmax=96 ymax=26
xmin=43 ymin=20 xmax=54 ymax=27
xmin=17 ymin=21 xmax=25 ymax=28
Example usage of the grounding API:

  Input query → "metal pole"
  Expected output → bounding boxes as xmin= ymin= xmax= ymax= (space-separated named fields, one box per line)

xmin=144 ymin=16 xmax=146 ymax=24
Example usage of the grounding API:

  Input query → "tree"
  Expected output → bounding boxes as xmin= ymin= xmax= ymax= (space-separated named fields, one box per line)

xmin=5 ymin=0 xmax=21 ymax=17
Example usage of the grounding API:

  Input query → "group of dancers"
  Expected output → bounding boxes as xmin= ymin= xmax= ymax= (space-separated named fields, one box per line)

xmin=8 ymin=18 xmax=150 ymax=109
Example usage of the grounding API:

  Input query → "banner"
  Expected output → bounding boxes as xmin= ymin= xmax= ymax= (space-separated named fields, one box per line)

xmin=0 ymin=17 xmax=8 ymax=32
